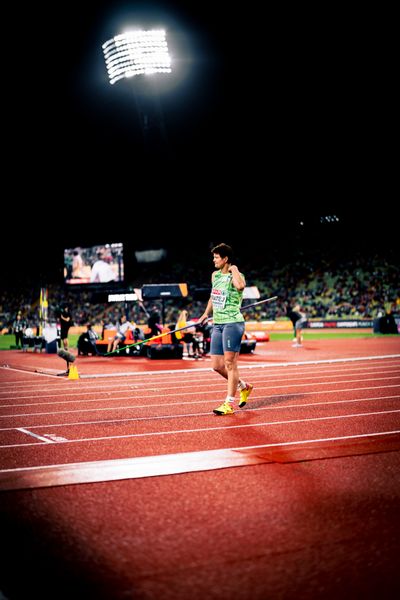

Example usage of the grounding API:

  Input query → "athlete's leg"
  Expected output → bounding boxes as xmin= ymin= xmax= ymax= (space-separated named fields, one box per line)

xmin=211 ymin=354 xmax=228 ymax=378
xmin=223 ymin=350 xmax=240 ymax=398
xmin=210 ymin=324 xmax=227 ymax=377
xmin=224 ymin=322 xmax=254 ymax=407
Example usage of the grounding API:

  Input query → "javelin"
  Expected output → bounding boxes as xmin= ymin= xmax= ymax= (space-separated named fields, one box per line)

xmin=105 ymin=295 xmax=278 ymax=355
xmin=104 ymin=322 xmax=199 ymax=355
xmin=240 ymin=295 xmax=278 ymax=311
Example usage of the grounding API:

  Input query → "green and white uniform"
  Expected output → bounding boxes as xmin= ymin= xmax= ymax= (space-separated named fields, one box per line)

xmin=211 ymin=271 xmax=245 ymax=324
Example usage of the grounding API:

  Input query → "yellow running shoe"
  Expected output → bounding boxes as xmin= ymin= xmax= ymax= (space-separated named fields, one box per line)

xmin=213 ymin=401 xmax=234 ymax=415
xmin=238 ymin=383 xmax=253 ymax=408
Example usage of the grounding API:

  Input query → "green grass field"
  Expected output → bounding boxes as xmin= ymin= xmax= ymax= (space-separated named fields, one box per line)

xmin=269 ymin=331 xmax=378 ymax=341
xmin=1 ymin=334 xmax=80 ymax=351
xmin=2 ymin=330 xmax=397 ymax=351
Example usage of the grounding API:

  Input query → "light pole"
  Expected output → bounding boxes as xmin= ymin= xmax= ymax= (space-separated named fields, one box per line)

xmin=102 ymin=29 xmax=172 ymax=157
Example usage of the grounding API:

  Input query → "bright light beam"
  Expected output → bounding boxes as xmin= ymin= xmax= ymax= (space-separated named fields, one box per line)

xmin=102 ymin=29 xmax=172 ymax=85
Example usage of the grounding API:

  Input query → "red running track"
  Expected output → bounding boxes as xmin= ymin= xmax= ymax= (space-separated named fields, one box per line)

xmin=0 ymin=337 xmax=400 ymax=599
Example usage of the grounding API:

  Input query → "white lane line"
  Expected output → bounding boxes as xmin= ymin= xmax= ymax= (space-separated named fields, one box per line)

xmin=2 ymin=408 xmax=400 ymax=448
xmin=0 ymin=366 xmax=61 ymax=379
xmin=1 ymin=394 xmax=399 ymax=431
xmin=76 ymin=354 xmax=400 ymax=377
xmin=4 ymin=353 xmax=395 ymax=384
xmin=2 ymin=355 xmax=400 ymax=391
xmin=16 ymin=428 xmax=55 ymax=443
xmin=3 ymin=366 xmax=400 ymax=401
xmin=1 ymin=383 xmax=400 ymax=417
xmin=0 ymin=429 xmax=399 ymax=491
xmin=0 ymin=362 xmax=400 ymax=394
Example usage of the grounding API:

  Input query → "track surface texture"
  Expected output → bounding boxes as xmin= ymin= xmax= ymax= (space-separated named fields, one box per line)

xmin=1 ymin=336 xmax=400 ymax=599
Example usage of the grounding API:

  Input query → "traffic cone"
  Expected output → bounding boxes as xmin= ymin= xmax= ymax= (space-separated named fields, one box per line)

xmin=68 ymin=364 xmax=80 ymax=380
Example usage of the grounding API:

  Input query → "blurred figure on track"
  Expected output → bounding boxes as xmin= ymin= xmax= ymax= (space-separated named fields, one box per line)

xmin=198 ymin=243 xmax=253 ymax=415
xmin=59 ymin=304 xmax=73 ymax=351
xmin=12 ymin=312 xmax=26 ymax=349
xmin=286 ymin=302 xmax=307 ymax=347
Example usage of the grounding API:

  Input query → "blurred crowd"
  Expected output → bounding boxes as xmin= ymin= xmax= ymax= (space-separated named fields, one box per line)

xmin=2 ymin=246 xmax=399 ymax=336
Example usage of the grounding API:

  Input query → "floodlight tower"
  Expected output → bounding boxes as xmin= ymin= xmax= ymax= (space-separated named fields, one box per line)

xmin=102 ymin=29 xmax=172 ymax=158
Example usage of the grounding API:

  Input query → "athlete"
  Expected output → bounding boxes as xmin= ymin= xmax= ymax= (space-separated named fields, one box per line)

xmin=286 ymin=302 xmax=307 ymax=347
xmin=198 ymin=243 xmax=253 ymax=415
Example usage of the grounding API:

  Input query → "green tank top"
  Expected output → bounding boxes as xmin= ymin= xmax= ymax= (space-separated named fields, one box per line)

xmin=211 ymin=271 xmax=245 ymax=324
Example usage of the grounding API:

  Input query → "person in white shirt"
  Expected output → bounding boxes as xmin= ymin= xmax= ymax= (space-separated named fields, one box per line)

xmin=90 ymin=250 xmax=117 ymax=283
xmin=107 ymin=315 xmax=136 ymax=353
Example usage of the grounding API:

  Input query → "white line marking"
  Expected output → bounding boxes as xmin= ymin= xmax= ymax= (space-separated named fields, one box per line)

xmin=0 ymin=359 xmax=400 ymax=393
xmin=16 ymin=428 xmax=54 ymax=443
xmin=3 ymin=353 xmax=394 ymax=382
xmin=42 ymin=434 xmax=68 ymax=442
xmin=64 ymin=354 xmax=400 ymax=378
xmin=2 ymin=356 xmax=400 ymax=393
xmin=2 ymin=408 xmax=400 ymax=448
xmin=0 ymin=366 xmax=62 ymax=379
xmin=230 ymin=429 xmax=400 ymax=451
xmin=3 ymin=365 xmax=400 ymax=400
xmin=1 ymin=394 xmax=399 ymax=431
xmin=0 ymin=429 xmax=399 ymax=490
xmin=1 ymin=383 xmax=400 ymax=417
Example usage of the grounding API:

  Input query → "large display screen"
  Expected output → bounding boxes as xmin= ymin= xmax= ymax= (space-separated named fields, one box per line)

xmin=64 ymin=243 xmax=124 ymax=285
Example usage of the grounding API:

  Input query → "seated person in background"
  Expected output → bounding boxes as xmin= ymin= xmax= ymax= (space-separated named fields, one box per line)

xmin=22 ymin=326 xmax=34 ymax=352
xmin=78 ymin=323 xmax=100 ymax=356
xmin=176 ymin=309 xmax=196 ymax=357
xmin=107 ymin=315 xmax=136 ymax=353
xmin=192 ymin=319 xmax=212 ymax=356
xmin=129 ymin=326 xmax=145 ymax=355
xmin=133 ymin=326 xmax=145 ymax=342
xmin=192 ymin=325 xmax=204 ymax=359
xmin=100 ymin=319 xmax=115 ymax=340
xmin=147 ymin=305 xmax=162 ymax=337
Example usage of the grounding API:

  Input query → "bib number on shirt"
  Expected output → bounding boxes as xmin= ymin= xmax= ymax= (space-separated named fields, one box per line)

xmin=211 ymin=288 xmax=227 ymax=310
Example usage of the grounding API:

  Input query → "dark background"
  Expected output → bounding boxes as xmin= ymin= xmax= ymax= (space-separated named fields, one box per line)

xmin=4 ymin=2 xmax=395 ymax=285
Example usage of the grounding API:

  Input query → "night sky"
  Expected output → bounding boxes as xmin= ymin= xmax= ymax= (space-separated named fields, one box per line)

xmin=4 ymin=2 xmax=394 ymax=284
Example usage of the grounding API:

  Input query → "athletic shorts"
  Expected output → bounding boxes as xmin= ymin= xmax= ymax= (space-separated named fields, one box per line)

xmin=210 ymin=322 xmax=245 ymax=355
xmin=60 ymin=328 xmax=70 ymax=340
xmin=295 ymin=318 xmax=307 ymax=330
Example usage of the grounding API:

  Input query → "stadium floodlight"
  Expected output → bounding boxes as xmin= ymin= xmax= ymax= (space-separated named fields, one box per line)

xmin=102 ymin=29 xmax=172 ymax=85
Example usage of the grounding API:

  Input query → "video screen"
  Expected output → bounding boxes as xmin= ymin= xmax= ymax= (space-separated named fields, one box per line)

xmin=64 ymin=242 xmax=124 ymax=285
